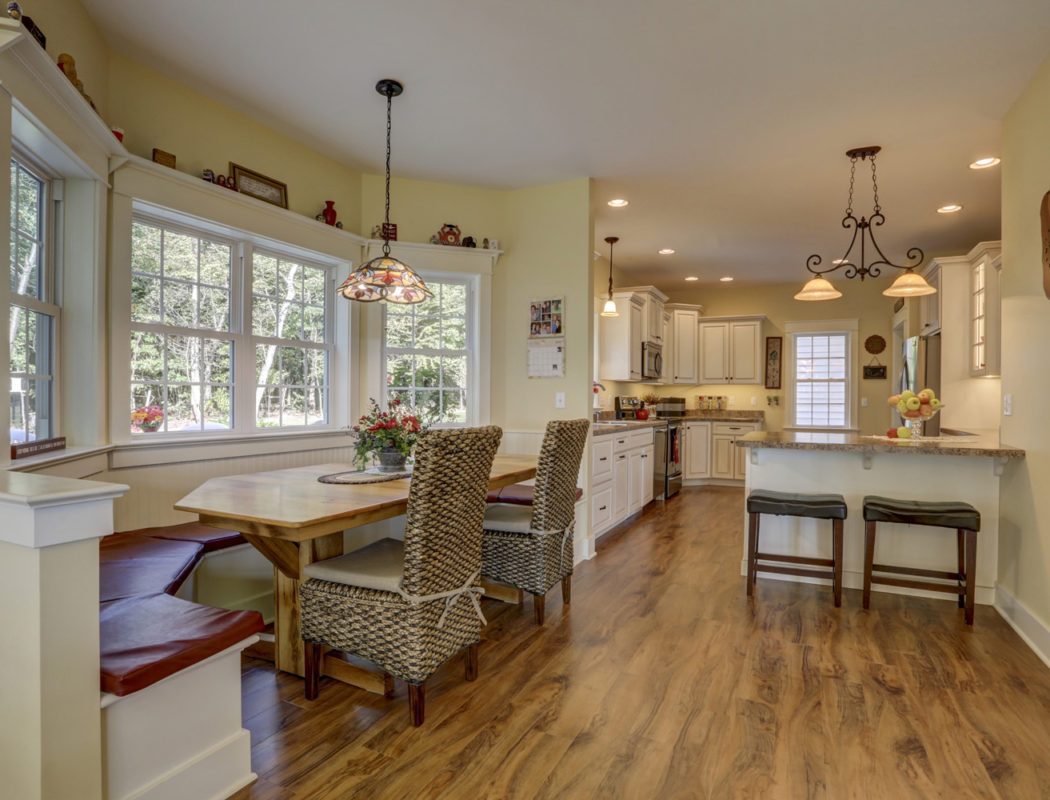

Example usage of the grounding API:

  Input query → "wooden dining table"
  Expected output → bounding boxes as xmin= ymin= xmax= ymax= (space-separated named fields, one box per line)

xmin=174 ymin=454 xmax=537 ymax=693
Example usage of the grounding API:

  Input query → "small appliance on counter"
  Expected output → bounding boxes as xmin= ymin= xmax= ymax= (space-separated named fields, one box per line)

xmin=615 ymin=396 xmax=642 ymax=419
xmin=655 ymin=397 xmax=686 ymax=418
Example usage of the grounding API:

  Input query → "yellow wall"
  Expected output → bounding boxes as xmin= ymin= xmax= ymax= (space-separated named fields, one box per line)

xmin=603 ymin=280 xmax=896 ymax=434
xmin=998 ymin=52 xmax=1050 ymax=625
xmin=106 ymin=52 xmax=362 ymax=226
xmin=29 ymin=0 xmax=111 ymax=117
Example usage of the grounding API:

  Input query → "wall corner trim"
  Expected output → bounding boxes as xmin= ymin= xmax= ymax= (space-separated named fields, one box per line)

xmin=994 ymin=583 xmax=1050 ymax=671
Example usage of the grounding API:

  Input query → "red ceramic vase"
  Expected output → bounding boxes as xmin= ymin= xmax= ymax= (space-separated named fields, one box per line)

xmin=635 ymin=408 xmax=650 ymax=420
xmin=322 ymin=201 xmax=337 ymax=226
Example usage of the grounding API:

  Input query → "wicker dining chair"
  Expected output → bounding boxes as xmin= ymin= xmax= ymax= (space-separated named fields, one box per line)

xmin=299 ymin=426 xmax=502 ymax=726
xmin=481 ymin=418 xmax=589 ymax=625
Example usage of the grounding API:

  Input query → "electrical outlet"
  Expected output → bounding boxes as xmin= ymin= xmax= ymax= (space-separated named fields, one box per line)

xmin=750 ymin=396 xmax=757 ymax=407
xmin=861 ymin=397 xmax=869 ymax=407
xmin=728 ymin=396 xmax=736 ymax=406
xmin=555 ymin=392 xmax=566 ymax=409
xmin=1004 ymin=393 xmax=1013 ymax=416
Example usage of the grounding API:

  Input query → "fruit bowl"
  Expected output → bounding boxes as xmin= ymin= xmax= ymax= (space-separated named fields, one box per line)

xmin=885 ymin=388 xmax=943 ymax=439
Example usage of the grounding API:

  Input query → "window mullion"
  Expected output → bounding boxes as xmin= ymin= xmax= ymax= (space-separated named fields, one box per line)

xmin=235 ymin=241 xmax=254 ymax=432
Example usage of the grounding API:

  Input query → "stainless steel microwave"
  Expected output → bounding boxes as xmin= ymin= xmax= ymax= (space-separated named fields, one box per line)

xmin=642 ymin=343 xmax=662 ymax=380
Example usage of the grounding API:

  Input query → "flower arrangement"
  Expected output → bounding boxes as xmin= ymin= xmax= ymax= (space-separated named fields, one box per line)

xmin=352 ymin=398 xmax=426 ymax=469
xmin=131 ymin=404 xmax=164 ymax=432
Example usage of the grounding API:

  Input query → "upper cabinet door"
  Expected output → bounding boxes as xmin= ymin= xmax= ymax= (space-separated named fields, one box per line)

xmin=699 ymin=321 xmax=728 ymax=383
xmin=729 ymin=320 xmax=761 ymax=384
xmin=629 ymin=301 xmax=643 ymax=380
xmin=672 ymin=309 xmax=700 ymax=384
xmin=648 ymin=297 xmax=665 ymax=343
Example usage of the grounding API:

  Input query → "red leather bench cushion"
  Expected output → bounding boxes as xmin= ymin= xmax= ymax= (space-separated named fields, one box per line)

xmin=126 ymin=521 xmax=246 ymax=553
xmin=100 ymin=593 xmax=264 ymax=696
xmin=99 ymin=533 xmax=204 ymax=602
xmin=486 ymin=483 xmax=584 ymax=506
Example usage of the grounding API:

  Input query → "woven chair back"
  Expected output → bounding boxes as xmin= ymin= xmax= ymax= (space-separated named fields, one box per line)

xmin=402 ymin=426 xmax=503 ymax=597
xmin=530 ymin=419 xmax=590 ymax=532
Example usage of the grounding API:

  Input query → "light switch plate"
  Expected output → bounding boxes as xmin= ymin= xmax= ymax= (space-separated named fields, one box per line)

xmin=1004 ymin=393 xmax=1013 ymax=416
xmin=861 ymin=397 xmax=869 ymax=407
xmin=555 ymin=392 xmax=566 ymax=409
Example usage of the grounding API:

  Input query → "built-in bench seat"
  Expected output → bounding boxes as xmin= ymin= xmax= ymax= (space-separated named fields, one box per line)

xmin=100 ymin=533 xmax=204 ymax=602
xmin=124 ymin=520 xmax=247 ymax=552
xmin=486 ymin=482 xmax=584 ymax=505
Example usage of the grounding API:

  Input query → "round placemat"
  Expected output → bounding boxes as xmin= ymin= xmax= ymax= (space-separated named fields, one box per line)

xmin=318 ymin=467 xmax=412 ymax=484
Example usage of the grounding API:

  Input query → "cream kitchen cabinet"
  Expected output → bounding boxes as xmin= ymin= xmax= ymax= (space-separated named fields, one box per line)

xmin=698 ymin=316 xmax=764 ymax=385
xmin=665 ymin=303 xmax=702 ymax=385
xmin=599 ymin=292 xmax=645 ymax=381
xmin=618 ymin=285 xmax=669 ymax=347
xmin=591 ymin=427 xmax=656 ymax=538
xmin=660 ymin=310 xmax=672 ymax=382
xmin=710 ymin=422 xmax=759 ymax=480
xmin=683 ymin=421 xmax=711 ymax=479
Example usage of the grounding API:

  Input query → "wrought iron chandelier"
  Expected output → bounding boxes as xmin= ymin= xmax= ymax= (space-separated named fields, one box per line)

xmin=600 ymin=236 xmax=619 ymax=317
xmin=338 ymin=79 xmax=432 ymax=304
xmin=795 ymin=146 xmax=934 ymax=301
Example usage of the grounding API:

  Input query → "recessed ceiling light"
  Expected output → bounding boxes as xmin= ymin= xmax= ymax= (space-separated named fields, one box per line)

xmin=969 ymin=157 xmax=1000 ymax=169
xmin=719 ymin=276 xmax=734 ymax=282
xmin=659 ymin=248 xmax=675 ymax=255
xmin=937 ymin=204 xmax=963 ymax=214
xmin=684 ymin=276 xmax=699 ymax=281
xmin=607 ymin=198 xmax=629 ymax=208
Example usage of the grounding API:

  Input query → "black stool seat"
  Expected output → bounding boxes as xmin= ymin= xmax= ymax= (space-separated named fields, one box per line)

xmin=862 ymin=496 xmax=980 ymax=532
xmin=747 ymin=490 xmax=847 ymax=520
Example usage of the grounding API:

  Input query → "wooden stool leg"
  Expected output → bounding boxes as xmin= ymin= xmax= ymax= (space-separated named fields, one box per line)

xmin=964 ymin=529 xmax=977 ymax=626
xmin=863 ymin=520 xmax=876 ymax=610
xmin=408 ymin=682 xmax=426 ymax=727
xmin=533 ymin=593 xmax=546 ymax=625
xmin=746 ymin=512 xmax=760 ymax=597
xmin=832 ymin=518 xmax=844 ymax=608
xmin=562 ymin=575 xmax=572 ymax=605
xmin=957 ymin=529 xmax=966 ymax=609
xmin=303 ymin=641 xmax=321 ymax=700
xmin=464 ymin=644 xmax=478 ymax=682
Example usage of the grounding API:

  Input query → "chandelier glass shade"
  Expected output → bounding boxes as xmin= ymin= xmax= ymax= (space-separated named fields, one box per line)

xmin=600 ymin=236 xmax=619 ymax=317
xmin=797 ymin=146 xmax=932 ymax=302
xmin=338 ymin=79 xmax=432 ymax=305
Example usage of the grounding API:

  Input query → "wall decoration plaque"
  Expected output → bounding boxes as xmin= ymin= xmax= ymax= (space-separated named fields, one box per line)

xmin=764 ymin=336 xmax=782 ymax=389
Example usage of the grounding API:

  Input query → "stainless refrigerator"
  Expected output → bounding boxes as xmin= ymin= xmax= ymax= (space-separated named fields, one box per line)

xmin=898 ymin=333 xmax=941 ymax=435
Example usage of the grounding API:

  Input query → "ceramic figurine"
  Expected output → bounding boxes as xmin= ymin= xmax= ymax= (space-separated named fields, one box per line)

xmin=462 ymin=236 xmax=477 ymax=248
xmin=202 ymin=169 xmax=215 ymax=183
xmin=429 ymin=234 xmax=440 ymax=244
xmin=482 ymin=238 xmax=489 ymax=249
xmin=438 ymin=223 xmax=461 ymax=246
xmin=371 ymin=224 xmax=383 ymax=239
xmin=216 ymin=175 xmax=227 ymax=187
xmin=335 ymin=221 xmax=344 ymax=229
xmin=57 ymin=54 xmax=76 ymax=82
xmin=226 ymin=177 xmax=237 ymax=191
xmin=6 ymin=2 xmax=20 ymax=20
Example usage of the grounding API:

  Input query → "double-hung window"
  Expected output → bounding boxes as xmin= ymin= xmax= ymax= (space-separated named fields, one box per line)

xmin=383 ymin=278 xmax=472 ymax=425
xmin=790 ymin=329 xmax=852 ymax=429
xmin=129 ymin=215 xmax=333 ymax=435
xmin=9 ymin=156 xmax=59 ymax=444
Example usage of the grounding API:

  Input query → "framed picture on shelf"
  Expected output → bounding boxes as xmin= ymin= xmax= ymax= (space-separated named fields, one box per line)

xmin=764 ymin=336 xmax=782 ymax=389
xmin=528 ymin=297 xmax=564 ymax=338
xmin=229 ymin=163 xmax=288 ymax=208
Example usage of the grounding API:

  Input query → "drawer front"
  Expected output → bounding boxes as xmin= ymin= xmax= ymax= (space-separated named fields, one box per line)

xmin=592 ymin=485 xmax=613 ymax=531
xmin=629 ymin=428 xmax=653 ymax=449
xmin=713 ymin=422 xmax=758 ymax=436
xmin=592 ymin=438 xmax=613 ymax=479
xmin=612 ymin=432 xmax=633 ymax=453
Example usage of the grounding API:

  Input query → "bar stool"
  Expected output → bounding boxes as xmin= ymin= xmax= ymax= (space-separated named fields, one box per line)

xmin=746 ymin=489 xmax=847 ymax=607
xmin=862 ymin=495 xmax=981 ymax=625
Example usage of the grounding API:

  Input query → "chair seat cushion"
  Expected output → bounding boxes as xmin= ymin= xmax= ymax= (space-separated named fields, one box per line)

xmin=486 ymin=483 xmax=584 ymax=506
xmin=302 ymin=537 xmax=405 ymax=593
xmin=482 ymin=503 xmax=534 ymax=533
xmin=863 ymin=495 xmax=980 ymax=532
xmin=126 ymin=521 xmax=246 ymax=552
xmin=100 ymin=593 xmax=264 ymax=696
xmin=99 ymin=533 xmax=205 ymax=602
xmin=746 ymin=490 xmax=847 ymax=520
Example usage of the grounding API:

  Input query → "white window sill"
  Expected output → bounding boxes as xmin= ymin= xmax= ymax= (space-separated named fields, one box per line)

xmin=6 ymin=444 xmax=113 ymax=472
xmin=109 ymin=428 xmax=353 ymax=469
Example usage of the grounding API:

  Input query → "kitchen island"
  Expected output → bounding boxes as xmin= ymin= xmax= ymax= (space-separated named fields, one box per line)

xmin=735 ymin=430 xmax=1024 ymax=605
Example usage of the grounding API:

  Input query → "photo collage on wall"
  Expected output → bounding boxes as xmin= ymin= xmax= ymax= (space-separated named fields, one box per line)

xmin=529 ymin=297 xmax=564 ymax=338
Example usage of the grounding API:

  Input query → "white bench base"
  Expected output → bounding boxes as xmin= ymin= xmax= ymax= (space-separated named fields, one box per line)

xmin=101 ymin=635 xmax=259 ymax=800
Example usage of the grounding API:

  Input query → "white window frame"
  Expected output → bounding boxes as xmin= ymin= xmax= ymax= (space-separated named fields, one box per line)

xmin=380 ymin=271 xmax=480 ymax=427
xmin=128 ymin=207 xmax=341 ymax=438
xmin=784 ymin=319 xmax=859 ymax=432
xmin=9 ymin=149 xmax=61 ymax=443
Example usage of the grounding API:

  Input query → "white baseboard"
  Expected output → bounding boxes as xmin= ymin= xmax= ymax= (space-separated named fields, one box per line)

xmin=994 ymin=584 xmax=1050 ymax=670
xmin=739 ymin=559 xmax=996 ymax=606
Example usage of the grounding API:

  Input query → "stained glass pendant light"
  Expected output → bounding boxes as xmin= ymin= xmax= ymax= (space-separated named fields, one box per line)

xmin=601 ymin=236 xmax=619 ymax=317
xmin=338 ymin=79 xmax=432 ymax=304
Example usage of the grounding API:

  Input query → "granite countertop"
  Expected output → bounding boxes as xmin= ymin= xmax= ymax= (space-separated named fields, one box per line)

xmin=592 ymin=420 xmax=666 ymax=435
xmin=592 ymin=410 xmax=765 ymax=435
xmin=683 ymin=410 xmax=765 ymax=420
xmin=735 ymin=429 xmax=1025 ymax=459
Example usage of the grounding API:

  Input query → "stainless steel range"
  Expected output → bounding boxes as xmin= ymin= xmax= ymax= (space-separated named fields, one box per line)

xmin=654 ymin=397 xmax=685 ymax=499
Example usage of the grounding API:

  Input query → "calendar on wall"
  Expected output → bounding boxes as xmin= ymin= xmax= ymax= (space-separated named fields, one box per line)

xmin=528 ymin=338 xmax=565 ymax=378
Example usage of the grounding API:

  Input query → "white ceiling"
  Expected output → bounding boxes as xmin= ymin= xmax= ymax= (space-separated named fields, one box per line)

xmin=84 ymin=0 xmax=1050 ymax=289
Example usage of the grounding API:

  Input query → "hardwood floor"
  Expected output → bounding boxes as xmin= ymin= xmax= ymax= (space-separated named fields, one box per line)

xmin=231 ymin=486 xmax=1050 ymax=799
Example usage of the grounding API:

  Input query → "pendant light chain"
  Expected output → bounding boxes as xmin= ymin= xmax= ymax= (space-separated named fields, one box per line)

xmin=382 ymin=88 xmax=393 ymax=257
xmin=845 ymin=155 xmax=857 ymax=217
xmin=870 ymin=153 xmax=881 ymax=215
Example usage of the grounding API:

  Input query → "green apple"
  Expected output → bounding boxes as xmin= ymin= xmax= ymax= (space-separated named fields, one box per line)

xmin=917 ymin=389 xmax=934 ymax=404
xmin=905 ymin=396 xmax=922 ymax=411
xmin=897 ymin=426 xmax=912 ymax=439
xmin=897 ymin=400 xmax=909 ymax=415
xmin=888 ymin=394 xmax=902 ymax=406
xmin=901 ymin=390 xmax=916 ymax=400
xmin=929 ymin=397 xmax=943 ymax=410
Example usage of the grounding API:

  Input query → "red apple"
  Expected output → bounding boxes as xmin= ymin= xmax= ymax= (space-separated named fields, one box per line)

xmin=886 ymin=428 xmax=899 ymax=438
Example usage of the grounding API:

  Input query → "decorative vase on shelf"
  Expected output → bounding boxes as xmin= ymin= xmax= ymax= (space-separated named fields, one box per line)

xmin=376 ymin=447 xmax=407 ymax=473
xmin=322 ymin=201 xmax=337 ymax=226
